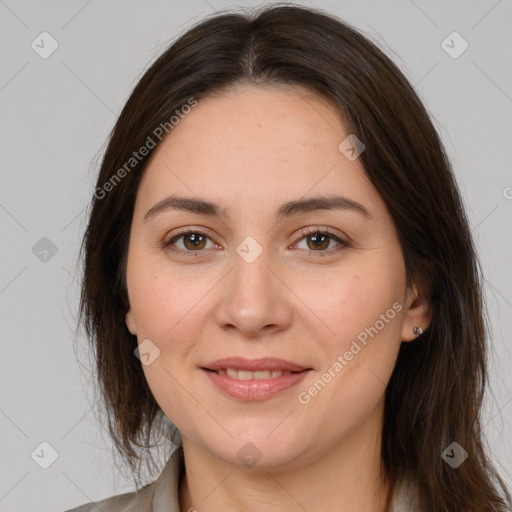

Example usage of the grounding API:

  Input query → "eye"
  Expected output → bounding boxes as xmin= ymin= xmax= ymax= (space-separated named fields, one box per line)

xmin=162 ymin=226 xmax=350 ymax=257
xmin=163 ymin=229 xmax=220 ymax=254
xmin=292 ymin=227 xmax=349 ymax=255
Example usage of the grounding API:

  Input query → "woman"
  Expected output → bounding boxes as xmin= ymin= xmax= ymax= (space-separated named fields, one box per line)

xmin=67 ymin=4 xmax=511 ymax=511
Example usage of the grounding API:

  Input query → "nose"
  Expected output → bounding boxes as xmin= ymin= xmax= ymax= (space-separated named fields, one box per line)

xmin=213 ymin=246 xmax=293 ymax=338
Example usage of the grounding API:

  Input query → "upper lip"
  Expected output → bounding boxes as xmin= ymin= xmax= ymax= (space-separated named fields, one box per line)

xmin=202 ymin=357 xmax=311 ymax=372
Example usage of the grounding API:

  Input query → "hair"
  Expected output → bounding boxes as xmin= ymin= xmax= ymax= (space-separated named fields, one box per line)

xmin=78 ymin=3 xmax=511 ymax=510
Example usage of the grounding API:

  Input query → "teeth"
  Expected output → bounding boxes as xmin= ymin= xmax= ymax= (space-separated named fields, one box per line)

xmin=226 ymin=368 xmax=238 ymax=379
xmin=218 ymin=368 xmax=293 ymax=380
xmin=254 ymin=370 xmax=272 ymax=379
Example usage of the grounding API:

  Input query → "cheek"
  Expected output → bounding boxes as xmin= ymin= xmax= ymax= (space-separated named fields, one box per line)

xmin=298 ymin=258 xmax=405 ymax=403
xmin=127 ymin=256 xmax=219 ymax=394
xmin=303 ymin=266 xmax=403 ymax=341
xmin=296 ymin=269 xmax=404 ymax=425
xmin=128 ymin=264 xmax=206 ymax=430
xmin=127 ymin=250 xmax=204 ymax=340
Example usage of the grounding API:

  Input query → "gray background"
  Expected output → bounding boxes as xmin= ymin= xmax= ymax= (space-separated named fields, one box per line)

xmin=0 ymin=0 xmax=511 ymax=510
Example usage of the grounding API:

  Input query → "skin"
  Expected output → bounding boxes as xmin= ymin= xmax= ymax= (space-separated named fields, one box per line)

xmin=124 ymin=84 xmax=431 ymax=512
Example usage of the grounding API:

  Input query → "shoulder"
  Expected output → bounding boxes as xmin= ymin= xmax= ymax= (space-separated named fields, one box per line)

xmin=63 ymin=445 xmax=184 ymax=512
xmin=63 ymin=481 xmax=155 ymax=512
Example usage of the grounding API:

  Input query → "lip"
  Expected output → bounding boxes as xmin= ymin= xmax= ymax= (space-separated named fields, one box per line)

xmin=202 ymin=357 xmax=310 ymax=372
xmin=202 ymin=368 xmax=311 ymax=401
xmin=200 ymin=357 xmax=313 ymax=401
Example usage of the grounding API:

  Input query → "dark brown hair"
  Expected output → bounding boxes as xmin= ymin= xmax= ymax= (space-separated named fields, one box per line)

xmin=78 ymin=3 xmax=511 ymax=510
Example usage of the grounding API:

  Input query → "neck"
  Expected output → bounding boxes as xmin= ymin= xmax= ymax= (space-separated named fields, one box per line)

xmin=178 ymin=403 xmax=391 ymax=512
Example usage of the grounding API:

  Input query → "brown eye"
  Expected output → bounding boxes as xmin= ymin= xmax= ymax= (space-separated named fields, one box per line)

xmin=294 ymin=228 xmax=349 ymax=255
xmin=305 ymin=232 xmax=331 ymax=250
xmin=164 ymin=230 xmax=217 ymax=253
xmin=181 ymin=232 xmax=207 ymax=250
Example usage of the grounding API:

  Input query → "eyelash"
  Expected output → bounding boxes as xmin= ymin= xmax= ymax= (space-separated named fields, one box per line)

xmin=162 ymin=226 xmax=350 ymax=257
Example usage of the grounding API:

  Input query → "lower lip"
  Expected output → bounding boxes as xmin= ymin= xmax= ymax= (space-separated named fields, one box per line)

xmin=201 ymin=368 xmax=311 ymax=401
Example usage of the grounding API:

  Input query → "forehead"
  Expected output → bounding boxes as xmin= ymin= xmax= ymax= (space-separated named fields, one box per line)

xmin=134 ymin=84 xmax=384 ymax=221
xmin=168 ymin=84 xmax=346 ymax=157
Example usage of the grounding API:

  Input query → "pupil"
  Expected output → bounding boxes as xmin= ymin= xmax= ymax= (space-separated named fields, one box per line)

xmin=312 ymin=234 xmax=325 ymax=246
xmin=189 ymin=234 xmax=202 ymax=245
xmin=185 ymin=233 xmax=205 ymax=250
xmin=308 ymin=233 xmax=329 ymax=250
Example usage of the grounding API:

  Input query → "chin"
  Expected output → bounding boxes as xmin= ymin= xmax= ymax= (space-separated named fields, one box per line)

xmin=201 ymin=427 xmax=309 ymax=470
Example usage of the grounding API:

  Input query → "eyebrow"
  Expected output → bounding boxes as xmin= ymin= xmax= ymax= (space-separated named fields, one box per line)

xmin=143 ymin=194 xmax=375 ymax=223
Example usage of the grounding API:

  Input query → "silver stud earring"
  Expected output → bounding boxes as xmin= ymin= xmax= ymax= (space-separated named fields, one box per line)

xmin=413 ymin=326 xmax=423 ymax=335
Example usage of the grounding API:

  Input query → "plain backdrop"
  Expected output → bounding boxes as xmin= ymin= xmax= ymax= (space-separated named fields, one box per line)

xmin=0 ymin=0 xmax=511 ymax=510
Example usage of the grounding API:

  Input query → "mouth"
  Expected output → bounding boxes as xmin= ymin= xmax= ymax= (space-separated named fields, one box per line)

xmin=202 ymin=367 xmax=307 ymax=380
xmin=202 ymin=356 xmax=312 ymax=373
xmin=200 ymin=357 xmax=313 ymax=401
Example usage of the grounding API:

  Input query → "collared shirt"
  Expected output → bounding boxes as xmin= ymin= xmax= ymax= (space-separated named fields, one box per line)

xmin=64 ymin=445 xmax=422 ymax=511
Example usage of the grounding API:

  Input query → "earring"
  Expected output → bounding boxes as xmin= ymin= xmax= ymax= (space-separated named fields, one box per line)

xmin=413 ymin=326 xmax=423 ymax=335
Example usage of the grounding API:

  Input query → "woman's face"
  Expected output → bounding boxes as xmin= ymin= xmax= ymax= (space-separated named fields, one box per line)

xmin=125 ymin=84 xmax=427 ymax=469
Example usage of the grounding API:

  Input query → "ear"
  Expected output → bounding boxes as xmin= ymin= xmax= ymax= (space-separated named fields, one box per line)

xmin=125 ymin=309 xmax=137 ymax=335
xmin=401 ymin=278 xmax=432 ymax=342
